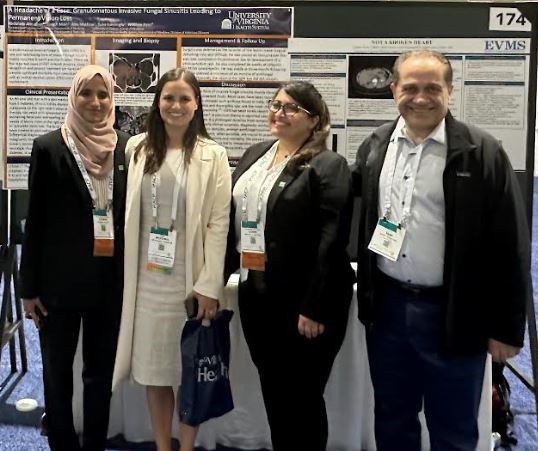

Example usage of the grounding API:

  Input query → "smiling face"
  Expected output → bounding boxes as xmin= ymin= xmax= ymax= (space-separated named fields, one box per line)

xmin=158 ymin=78 xmax=198 ymax=134
xmin=391 ymin=55 xmax=453 ymax=140
xmin=75 ymin=75 xmax=112 ymax=124
xmin=268 ymin=89 xmax=319 ymax=146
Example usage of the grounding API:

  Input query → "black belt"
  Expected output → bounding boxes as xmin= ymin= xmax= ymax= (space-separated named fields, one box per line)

xmin=376 ymin=270 xmax=445 ymax=299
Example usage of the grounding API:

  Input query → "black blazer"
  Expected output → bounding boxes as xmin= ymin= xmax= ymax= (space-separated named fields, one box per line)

xmin=225 ymin=140 xmax=355 ymax=323
xmin=19 ymin=128 xmax=129 ymax=309
xmin=352 ymin=113 xmax=531 ymax=353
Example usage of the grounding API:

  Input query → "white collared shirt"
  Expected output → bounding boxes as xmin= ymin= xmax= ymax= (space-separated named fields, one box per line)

xmin=377 ymin=117 xmax=447 ymax=286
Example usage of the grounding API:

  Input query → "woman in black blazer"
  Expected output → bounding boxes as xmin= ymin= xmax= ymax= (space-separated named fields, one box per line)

xmin=225 ymin=81 xmax=355 ymax=450
xmin=19 ymin=65 xmax=128 ymax=451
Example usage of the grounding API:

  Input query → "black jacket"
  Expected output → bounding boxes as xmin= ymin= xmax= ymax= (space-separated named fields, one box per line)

xmin=352 ymin=113 xmax=530 ymax=354
xmin=19 ymin=128 xmax=129 ymax=309
xmin=225 ymin=140 xmax=355 ymax=323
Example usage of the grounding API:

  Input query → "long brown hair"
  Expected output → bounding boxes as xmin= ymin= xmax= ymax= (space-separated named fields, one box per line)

xmin=134 ymin=68 xmax=211 ymax=173
xmin=274 ymin=81 xmax=330 ymax=167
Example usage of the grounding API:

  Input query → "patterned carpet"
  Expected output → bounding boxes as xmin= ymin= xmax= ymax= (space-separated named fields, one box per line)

xmin=496 ymin=178 xmax=538 ymax=450
xmin=2 ymin=181 xmax=538 ymax=450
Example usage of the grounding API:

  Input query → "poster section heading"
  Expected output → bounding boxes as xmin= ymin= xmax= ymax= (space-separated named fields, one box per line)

xmin=2 ymin=6 xmax=293 ymax=189
xmin=6 ymin=89 xmax=68 ymax=189
xmin=8 ymin=35 xmax=91 ymax=87
xmin=288 ymin=38 xmax=531 ymax=169
xmin=5 ymin=6 xmax=293 ymax=35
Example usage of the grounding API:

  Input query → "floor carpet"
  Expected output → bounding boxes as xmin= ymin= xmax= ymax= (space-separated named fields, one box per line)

xmin=3 ymin=180 xmax=538 ymax=450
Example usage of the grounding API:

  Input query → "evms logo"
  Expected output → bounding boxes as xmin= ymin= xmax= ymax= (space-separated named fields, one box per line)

xmin=485 ymin=40 xmax=526 ymax=52
xmin=221 ymin=11 xmax=271 ymax=31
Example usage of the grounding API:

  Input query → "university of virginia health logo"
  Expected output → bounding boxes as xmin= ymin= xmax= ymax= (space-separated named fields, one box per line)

xmin=221 ymin=11 xmax=271 ymax=31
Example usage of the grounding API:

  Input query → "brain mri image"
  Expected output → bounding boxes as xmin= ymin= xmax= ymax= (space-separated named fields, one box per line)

xmin=110 ymin=53 xmax=160 ymax=93
xmin=115 ymin=106 xmax=149 ymax=136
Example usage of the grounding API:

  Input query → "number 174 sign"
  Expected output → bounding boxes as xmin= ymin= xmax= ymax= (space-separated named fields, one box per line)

xmin=490 ymin=8 xmax=532 ymax=32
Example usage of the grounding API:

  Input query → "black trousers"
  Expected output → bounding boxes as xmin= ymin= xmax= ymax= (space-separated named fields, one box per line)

xmin=39 ymin=299 xmax=121 ymax=451
xmin=238 ymin=274 xmax=350 ymax=451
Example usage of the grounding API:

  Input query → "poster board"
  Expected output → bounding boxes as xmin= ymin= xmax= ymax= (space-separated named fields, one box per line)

xmin=1 ymin=2 xmax=536 ymax=242
xmin=2 ymin=5 xmax=293 ymax=188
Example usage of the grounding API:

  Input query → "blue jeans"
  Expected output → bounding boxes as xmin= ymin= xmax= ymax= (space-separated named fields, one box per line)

xmin=366 ymin=277 xmax=486 ymax=451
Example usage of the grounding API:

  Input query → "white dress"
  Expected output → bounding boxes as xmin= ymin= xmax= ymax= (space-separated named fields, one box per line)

xmin=131 ymin=149 xmax=188 ymax=387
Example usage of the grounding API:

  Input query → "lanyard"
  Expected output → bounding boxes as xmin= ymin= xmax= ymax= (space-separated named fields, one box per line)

xmin=241 ymin=144 xmax=286 ymax=223
xmin=383 ymin=135 xmax=426 ymax=227
xmin=66 ymin=131 xmax=113 ymax=209
xmin=151 ymin=160 xmax=186 ymax=230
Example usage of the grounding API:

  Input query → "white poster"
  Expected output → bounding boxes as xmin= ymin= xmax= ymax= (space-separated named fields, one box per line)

xmin=289 ymin=37 xmax=531 ymax=168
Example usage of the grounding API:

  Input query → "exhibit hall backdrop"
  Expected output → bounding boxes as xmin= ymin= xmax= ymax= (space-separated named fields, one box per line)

xmin=0 ymin=1 xmax=536 ymax=244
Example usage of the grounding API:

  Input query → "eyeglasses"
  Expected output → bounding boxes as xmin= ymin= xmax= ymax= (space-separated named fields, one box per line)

xmin=267 ymin=100 xmax=312 ymax=117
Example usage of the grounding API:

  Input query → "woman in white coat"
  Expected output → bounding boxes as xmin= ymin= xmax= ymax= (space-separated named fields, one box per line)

xmin=112 ymin=68 xmax=231 ymax=451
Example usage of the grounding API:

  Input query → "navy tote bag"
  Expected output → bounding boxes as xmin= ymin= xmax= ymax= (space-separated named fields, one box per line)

xmin=178 ymin=309 xmax=234 ymax=426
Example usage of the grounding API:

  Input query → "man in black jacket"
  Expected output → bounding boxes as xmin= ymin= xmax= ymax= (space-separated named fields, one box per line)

xmin=352 ymin=50 xmax=530 ymax=451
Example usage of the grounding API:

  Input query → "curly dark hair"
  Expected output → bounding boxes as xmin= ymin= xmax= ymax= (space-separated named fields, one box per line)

xmin=274 ymin=81 xmax=331 ymax=167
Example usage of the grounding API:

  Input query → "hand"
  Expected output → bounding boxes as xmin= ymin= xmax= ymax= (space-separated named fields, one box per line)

xmin=23 ymin=297 xmax=48 ymax=329
xmin=298 ymin=314 xmax=325 ymax=339
xmin=193 ymin=291 xmax=219 ymax=321
xmin=488 ymin=338 xmax=521 ymax=363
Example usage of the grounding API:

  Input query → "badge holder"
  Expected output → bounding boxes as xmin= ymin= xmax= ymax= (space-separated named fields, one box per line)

xmin=368 ymin=217 xmax=405 ymax=262
xmin=240 ymin=220 xmax=265 ymax=271
xmin=93 ymin=208 xmax=114 ymax=257
xmin=147 ymin=226 xmax=177 ymax=274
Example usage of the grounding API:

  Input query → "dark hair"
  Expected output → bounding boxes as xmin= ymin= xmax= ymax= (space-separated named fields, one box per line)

xmin=274 ymin=81 xmax=330 ymax=167
xmin=392 ymin=50 xmax=453 ymax=85
xmin=135 ymin=68 xmax=210 ymax=173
